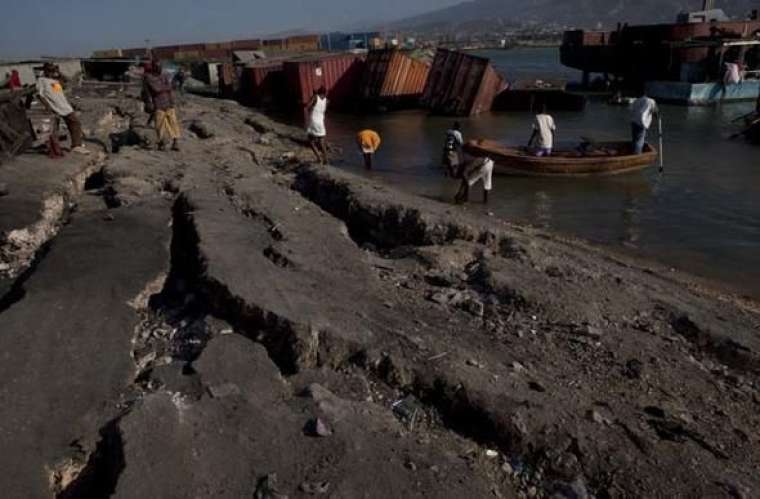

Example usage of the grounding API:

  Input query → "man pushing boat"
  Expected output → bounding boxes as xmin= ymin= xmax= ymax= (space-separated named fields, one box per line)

xmin=454 ymin=156 xmax=494 ymax=205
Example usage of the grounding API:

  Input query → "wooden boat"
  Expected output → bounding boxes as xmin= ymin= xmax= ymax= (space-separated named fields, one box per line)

xmin=463 ymin=139 xmax=658 ymax=177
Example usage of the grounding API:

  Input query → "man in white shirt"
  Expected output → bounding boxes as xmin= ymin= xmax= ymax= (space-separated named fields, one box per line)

xmin=454 ymin=157 xmax=494 ymax=205
xmin=528 ymin=105 xmax=556 ymax=156
xmin=723 ymin=62 xmax=743 ymax=86
xmin=630 ymin=92 xmax=658 ymax=155
xmin=36 ymin=63 xmax=89 ymax=155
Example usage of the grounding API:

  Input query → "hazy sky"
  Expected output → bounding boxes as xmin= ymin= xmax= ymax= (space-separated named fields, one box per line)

xmin=0 ymin=0 xmax=463 ymax=59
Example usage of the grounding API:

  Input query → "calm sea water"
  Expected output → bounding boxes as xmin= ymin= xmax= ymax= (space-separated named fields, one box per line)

xmin=326 ymin=48 xmax=760 ymax=298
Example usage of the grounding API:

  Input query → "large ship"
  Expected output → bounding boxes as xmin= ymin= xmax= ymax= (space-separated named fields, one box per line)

xmin=560 ymin=1 xmax=760 ymax=104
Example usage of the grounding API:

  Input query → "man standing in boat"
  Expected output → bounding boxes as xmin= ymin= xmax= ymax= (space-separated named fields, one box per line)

xmin=454 ymin=156 xmax=494 ymax=205
xmin=630 ymin=91 xmax=658 ymax=155
xmin=443 ymin=121 xmax=464 ymax=177
xmin=528 ymin=104 xmax=556 ymax=157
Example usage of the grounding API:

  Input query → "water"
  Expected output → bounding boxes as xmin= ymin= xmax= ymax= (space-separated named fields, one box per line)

xmin=326 ymin=48 xmax=760 ymax=298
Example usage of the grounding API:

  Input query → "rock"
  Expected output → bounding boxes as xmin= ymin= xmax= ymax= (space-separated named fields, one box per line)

xmin=299 ymin=481 xmax=330 ymax=495
xmin=460 ymin=298 xmax=485 ymax=317
xmin=0 ymin=182 xmax=8 ymax=197
xmin=207 ymin=382 xmax=241 ymax=399
xmin=392 ymin=395 xmax=424 ymax=425
xmin=304 ymin=417 xmax=332 ymax=437
xmin=623 ymin=358 xmax=644 ymax=379
xmin=528 ymin=381 xmax=546 ymax=393
xmin=551 ymin=478 xmax=589 ymax=499
xmin=467 ymin=359 xmax=485 ymax=369
xmin=511 ymin=361 xmax=527 ymax=373
xmin=254 ymin=473 xmax=288 ymax=499
xmin=425 ymin=271 xmax=459 ymax=288
xmin=575 ymin=324 xmax=603 ymax=339
xmin=587 ymin=409 xmax=611 ymax=425
xmin=429 ymin=291 xmax=454 ymax=305
xmin=501 ymin=462 xmax=514 ymax=475
xmin=717 ymin=481 xmax=750 ymax=499
xmin=527 ymin=486 xmax=538 ymax=498
xmin=485 ymin=449 xmax=499 ymax=458
xmin=189 ymin=120 xmax=214 ymax=139
xmin=404 ymin=459 xmax=417 ymax=471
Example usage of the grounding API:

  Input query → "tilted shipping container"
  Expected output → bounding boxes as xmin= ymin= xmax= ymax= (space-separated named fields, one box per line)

xmin=421 ymin=49 xmax=507 ymax=116
xmin=360 ymin=49 xmax=431 ymax=108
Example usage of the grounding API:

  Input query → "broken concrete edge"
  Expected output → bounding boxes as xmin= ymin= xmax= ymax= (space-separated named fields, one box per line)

xmin=170 ymin=193 xmax=368 ymax=375
xmin=289 ymin=162 xmax=760 ymax=375
xmin=0 ymin=153 xmax=107 ymax=287
xmin=292 ymin=164 xmax=499 ymax=250
xmin=51 ymin=416 xmax=125 ymax=499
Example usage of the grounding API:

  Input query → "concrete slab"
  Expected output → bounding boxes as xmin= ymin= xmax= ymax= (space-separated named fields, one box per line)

xmin=0 ymin=200 xmax=170 ymax=498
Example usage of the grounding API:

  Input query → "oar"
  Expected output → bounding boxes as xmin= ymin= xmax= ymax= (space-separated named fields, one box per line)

xmin=730 ymin=116 xmax=760 ymax=140
xmin=658 ymin=115 xmax=665 ymax=173
xmin=731 ymin=110 xmax=757 ymax=123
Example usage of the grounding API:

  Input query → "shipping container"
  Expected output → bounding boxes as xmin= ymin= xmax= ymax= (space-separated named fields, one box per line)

xmin=92 ymin=49 xmax=123 ymax=59
xmin=199 ymin=48 xmax=232 ymax=61
xmin=218 ymin=62 xmax=241 ymax=99
xmin=421 ymin=49 xmax=507 ymax=116
xmin=286 ymin=35 xmax=320 ymax=52
xmin=240 ymin=60 xmax=287 ymax=108
xmin=284 ymin=53 xmax=366 ymax=119
xmin=360 ymin=49 xmax=430 ymax=108
xmin=152 ymin=46 xmax=180 ymax=61
xmin=122 ymin=48 xmax=149 ymax=59
xmin=173 ymin=50 xmax=201 ymax=61
xmin=231 ymin=39 xmax=262 ymax=50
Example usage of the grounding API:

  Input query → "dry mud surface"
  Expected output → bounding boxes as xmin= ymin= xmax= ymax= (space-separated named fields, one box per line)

xmin=0 ymin=86 xmax=759 ymax=499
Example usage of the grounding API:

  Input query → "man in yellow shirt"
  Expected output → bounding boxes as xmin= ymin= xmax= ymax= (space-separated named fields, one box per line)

xmin=356 ymin=129 xmax=381 ymax=169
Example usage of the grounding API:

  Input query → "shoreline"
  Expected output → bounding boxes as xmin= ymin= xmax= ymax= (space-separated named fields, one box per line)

xmin=1 ymin=86 xmax=759 ymax=498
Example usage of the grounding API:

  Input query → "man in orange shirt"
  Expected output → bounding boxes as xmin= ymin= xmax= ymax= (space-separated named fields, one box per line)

xmin=356 ymin=129 xmax=381 ymax=169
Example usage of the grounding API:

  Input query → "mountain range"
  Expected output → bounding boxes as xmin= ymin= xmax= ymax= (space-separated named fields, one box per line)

xmin=386 ymin=0 xmax=758 ymax=30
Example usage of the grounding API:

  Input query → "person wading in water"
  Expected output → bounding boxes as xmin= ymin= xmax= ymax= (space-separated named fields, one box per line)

xmin=454 ymin=157 xmax=494 ymax=205
xmin=306 ymin=87 xmax=328 ymax=164
xmin=442 ymin=121 xmax=464 ymax=177
xmin=356 ymin=129 xmax=381 ymax=169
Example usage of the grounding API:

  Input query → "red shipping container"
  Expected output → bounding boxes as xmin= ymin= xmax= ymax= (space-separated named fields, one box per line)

xmin=421 ymin=49 xmax=506 ymax=116
xmin=231 ymin=39 xmax=262 ymax=50
xmin=360 ymin=49 xmax=431 ymax=107
xmin=284 ymin=53 xmax=366 ymax=119
xmin=240 ymin=61 xmax=286 ymax=107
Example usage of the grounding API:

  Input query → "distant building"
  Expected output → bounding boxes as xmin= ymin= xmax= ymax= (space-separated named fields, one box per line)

xmin=320 ymin=32 xmax=380 ymax=51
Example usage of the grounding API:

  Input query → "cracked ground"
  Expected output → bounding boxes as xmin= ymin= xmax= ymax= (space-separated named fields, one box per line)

xmin=0 ymin=85 xmax=759 ymax=499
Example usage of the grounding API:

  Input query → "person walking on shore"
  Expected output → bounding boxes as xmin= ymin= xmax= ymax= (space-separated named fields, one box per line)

xmin=442 ymin=121 xmax=464 ymax=177
xmin=356 ymin=129 xmax=381 ymax=169
xmin=528 ymin=105 xmax=556 ymax=157
xmin=306 ymin=87 xmax=328 ymax=165
xmin=142 ymin=61 xmax=181 ymax=151
xmin=36 ymin=63 xmax=89 ymax=156
xmin=454 ymin=156 xmax=494 ymax=205
xmin=630 ymin=92 xmax=658 ymax=154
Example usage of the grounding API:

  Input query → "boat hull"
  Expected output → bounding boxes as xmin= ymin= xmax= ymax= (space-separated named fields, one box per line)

xmin=464 ymin=139 xmax=658 ymax=177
